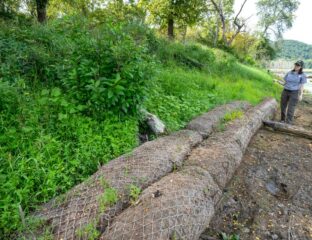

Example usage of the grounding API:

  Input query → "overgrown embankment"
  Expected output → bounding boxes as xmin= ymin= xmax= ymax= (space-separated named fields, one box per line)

xmin=0 ymin=17 xmax=281 ymax=237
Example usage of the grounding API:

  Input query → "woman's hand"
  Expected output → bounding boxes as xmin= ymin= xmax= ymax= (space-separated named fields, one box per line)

xmin=299 ymin=85 xmax=304 ymax=101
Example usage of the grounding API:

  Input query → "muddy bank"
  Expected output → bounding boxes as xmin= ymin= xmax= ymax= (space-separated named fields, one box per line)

xmin=201 ymin=95 xmax=312 ymax=240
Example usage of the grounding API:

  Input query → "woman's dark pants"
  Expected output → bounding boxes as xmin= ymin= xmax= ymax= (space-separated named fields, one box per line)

xmin=281 ymin=89 xmax=299 ymax=124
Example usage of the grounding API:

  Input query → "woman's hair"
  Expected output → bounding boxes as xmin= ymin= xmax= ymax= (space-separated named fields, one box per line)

xmin=292 ymin=67 xmax=303 ymax=74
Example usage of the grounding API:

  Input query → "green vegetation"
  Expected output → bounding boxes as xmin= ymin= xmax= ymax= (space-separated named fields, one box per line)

xmin=0 ymin=18 xmax=144 ymax=237
xmin=223 ymin=110 xmax=244 ymax=123
xmin=257 ymin=0 xmax=299 ymax=39
xmin=76 ymin=220 xmax=100 ymax=240
xmin=16 ymin=215 xmax=54 ymax=240
xmin=216 ymin=110 xmax=244 ymax=132
xmin=98 ymin=188 xmax=118 ymax=212
xmin=0 ymin=2 xmax=283 ymax=238
xmin=129 ymin=184 xmax=142 ymax=204
xmin=220 ymin=232 xmax=240 ymax=240
xmin=277 ymin=40 xmax=312 ymax=60
xmin=146 ymin=57 xmax=280 ymax=131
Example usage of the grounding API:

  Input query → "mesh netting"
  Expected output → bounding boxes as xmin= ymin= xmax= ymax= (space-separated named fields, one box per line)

xmin=34 ymin=101 xmax=250 ymax=239
xmin=101 ymin=166 xmax=221 ymax=240
xmin=186 ymin=99 xmax=277 ymax=189
xmin=187 ymin=101 xmax=251 ymax=137
xmin=101 ymin=99 xmax=277 ymax=240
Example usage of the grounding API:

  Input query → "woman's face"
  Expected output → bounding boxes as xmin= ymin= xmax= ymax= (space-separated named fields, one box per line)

xmin=294 ymin=64 xmax=301 ymax=72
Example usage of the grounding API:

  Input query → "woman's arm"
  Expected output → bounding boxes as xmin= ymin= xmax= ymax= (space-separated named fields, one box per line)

xmin=299 ymin=84 xmax=304 ymax=101
xmin=299 ymin=74 xmax=307 ymax=101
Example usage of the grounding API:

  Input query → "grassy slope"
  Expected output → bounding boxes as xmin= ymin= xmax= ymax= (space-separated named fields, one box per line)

xmin=146 ymin=49 xmax=281 ymax=132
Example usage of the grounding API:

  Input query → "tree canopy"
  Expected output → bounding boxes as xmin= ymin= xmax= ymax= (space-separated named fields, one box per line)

xmin=256 ymin=0 xmax=300 ymax=39
xmin=139 ymin=0 xmax=206 ymax=38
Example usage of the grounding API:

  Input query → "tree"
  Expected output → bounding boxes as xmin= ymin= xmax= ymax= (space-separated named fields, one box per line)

xmin=139 ymin=0 xmax=206 ymax=39
xmin=232 ymin=32 xmax=257 ymax=60
xmin=47 ymin=0 xmax=138 ymax=19
xmin=35 ymin=0 xmax=48 ymax=23
xmin=256 ymin=0 xmax=300 ymax=39
xmin=254 ymin=36 xmax=276 ymax=61
xmin=209 ymin=0 xmax=249 ymax=47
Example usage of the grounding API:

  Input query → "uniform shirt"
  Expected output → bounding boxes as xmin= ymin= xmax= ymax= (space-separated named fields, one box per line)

xmin=284 ymin=71 xmax=307 ymax=91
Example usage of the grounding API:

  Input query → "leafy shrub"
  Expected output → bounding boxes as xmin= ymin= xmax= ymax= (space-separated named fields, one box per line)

xmin=0 ymin=81 xmax=19 ymax=113
xmin=0 ymin=17 xmax=154 ymax=237
xmin=0 ymin=17 xmax=154 ymax=115
xmin=243 ymin=55 xmax=256 ymax=65
xmin=59 ymin=19 xmax=154 ymax=115
xmin=0 ymin=89 xmax=138 ymax=237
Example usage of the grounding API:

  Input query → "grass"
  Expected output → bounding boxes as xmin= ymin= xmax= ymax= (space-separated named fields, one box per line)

xmin=98 ymin=188 xmax=118 ymax=212
xmin=223 ymin=110 xmax=244 ymax=123
xmin=76 ymin=220 xmax=100 ymax=240
xmin=129 ymin=184 xmax=141 ymax=204
xmin=220 ymin=232 xmax=240 ymax=240
xmin=146 ymin=63 xmax=281 ymax=132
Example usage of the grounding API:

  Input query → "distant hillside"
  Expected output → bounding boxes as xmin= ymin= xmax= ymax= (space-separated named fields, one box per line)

xmin=276 ymin=40 xmax=312 ymax=60
xmin=272 ymin=40 xmax=312 ymax=69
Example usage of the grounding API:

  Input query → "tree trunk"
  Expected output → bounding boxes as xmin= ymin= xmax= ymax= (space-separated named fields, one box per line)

xmin=81 ymin=5 xmax=88 ymax=16
xmin=263 ymin=120 xmax=312 ymax=140
xmin=36 ymin=0 xmax=48 ymax=23
xmin=181 ymin=24 xmax=187 ymax=42
xmin=221 ymin=15 xmax=228 ymax=46
xmin=213 ymin=19 xmax=220 ymax=47
xmin=168 ymin=17 xmax=174 ymax=39
xmin=210 ymin=0 xmax=228 ymax=46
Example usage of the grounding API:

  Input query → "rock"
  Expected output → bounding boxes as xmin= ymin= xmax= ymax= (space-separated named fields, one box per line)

xmin=271 ymin=233 xmax=279 ymax=239
xmin=146 ymin=112 xmax=165 ymax=134
xmin=227 ymin=197 xmax=237 ymax=207
xmin=141 ymin=109 xmax=166 ymax=135
xmin=139 ymin=133 xmax=148 ymax=144
xmin=266 ymin=181 xmax=280 ymax=196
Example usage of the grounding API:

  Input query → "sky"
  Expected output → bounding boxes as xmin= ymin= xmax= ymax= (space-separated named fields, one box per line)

xmin=234 ymin=0 xmax=312 ymax=45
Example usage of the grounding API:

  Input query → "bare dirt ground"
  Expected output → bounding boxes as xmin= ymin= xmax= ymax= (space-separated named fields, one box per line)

xmin=200 ymin=95 xmax=312 ymax=240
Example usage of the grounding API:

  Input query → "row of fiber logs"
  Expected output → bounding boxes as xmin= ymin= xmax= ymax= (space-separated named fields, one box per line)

xmin=35 ymin=102 xmax=251 ymax=239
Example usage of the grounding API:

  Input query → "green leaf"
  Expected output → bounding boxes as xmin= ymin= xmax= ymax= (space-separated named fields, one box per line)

xmin=51 ymin=88 xmax=61 ymax=97
xmin=108 ymin=90 xmax=114 ymax=99
xmin=58 ymin=113 xmax=68 ymax=121
xmin=41 ymin=89 xmax=49 ymax=96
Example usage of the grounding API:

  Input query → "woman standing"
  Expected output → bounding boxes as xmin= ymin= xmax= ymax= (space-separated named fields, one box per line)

xmin=281 ymin=60 xmax=307 ymax=124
